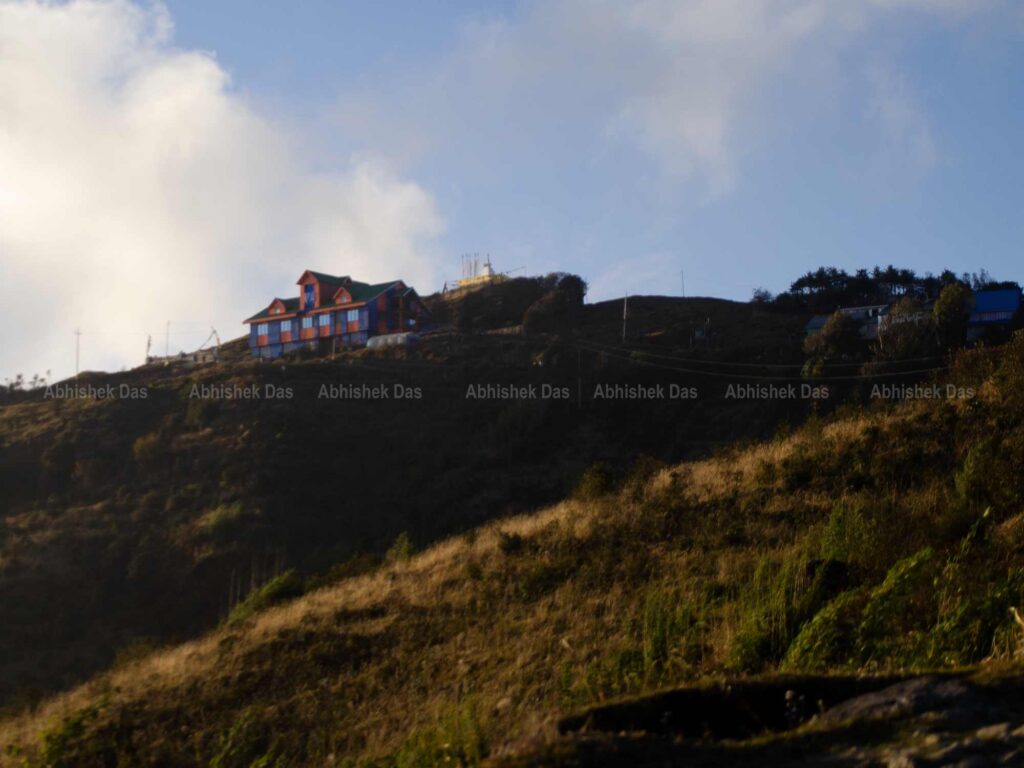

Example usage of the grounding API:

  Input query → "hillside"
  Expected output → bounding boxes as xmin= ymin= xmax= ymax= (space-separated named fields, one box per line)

xmin=2 ymin=333 xmax=1022 ymax=766
xmin=0 ymin=287 xmax=813 ymax=705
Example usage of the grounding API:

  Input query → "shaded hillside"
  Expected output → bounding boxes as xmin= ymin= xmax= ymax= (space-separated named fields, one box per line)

xmin=2 ymin=334 xmax=1022 ymax=766
xmin=0 ymin=290 xmax=811 ymax=704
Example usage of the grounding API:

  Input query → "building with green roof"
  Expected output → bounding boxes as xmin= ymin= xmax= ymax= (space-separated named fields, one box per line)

xmin=244 ymin=269 xmax=430 ymax=358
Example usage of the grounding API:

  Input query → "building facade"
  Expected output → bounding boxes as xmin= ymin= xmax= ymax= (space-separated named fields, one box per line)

xmin=244 ymin=270 xmax=430 ymax=359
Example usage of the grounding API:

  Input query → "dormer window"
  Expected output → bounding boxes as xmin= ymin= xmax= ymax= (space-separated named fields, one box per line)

xmin=304 ymin=284 xmax=316 ymax=309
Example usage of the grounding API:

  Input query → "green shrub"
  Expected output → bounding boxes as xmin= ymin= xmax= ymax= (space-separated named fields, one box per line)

xmin=394 ymin=700 xmax=486 ymax=768
xmin=199 ymin=501 xmax=249 ymax=543
xmin=855 ymin=547 xmax=937 ymax=666
xmin=228 ymin=570 xmax=304 ymax=625
xmin=819 ymin=497 xmax=923 ymax=576
xmin=37 ymin=705 xmax=100 ymax=768
xmin=131 ymin=432 xmax=163 ymax=469
xmin=783 ymin=588 xmax=868 ymax=672
xmin=386 ymin=532 xmax=415 ymax=563
xmin=728 ymin=549 xmax=842 ymax=672
xmin=209 ymin=707 xmax=284 ymax=768
xmin=578 ymin=647 xmax=647 ymax=703
xmin=640 ymin=588 xmax=708 ymax=677
xmin=955 ymin=439 xmax=1016 ymax=512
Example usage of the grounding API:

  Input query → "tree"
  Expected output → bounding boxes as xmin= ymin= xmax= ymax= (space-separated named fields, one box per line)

xmin=803 ymin=311 xmax=863 ymax=377
xmin=877 ymin=297 xmax=935 ymax=361
xmin=522 ymin=273 xmax=587 ymax=335
xmin=933 ymin=282 xmax=972 ymax=351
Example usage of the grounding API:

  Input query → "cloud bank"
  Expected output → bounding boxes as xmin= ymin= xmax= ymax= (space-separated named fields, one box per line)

xmin=0 ymin=0 xmax=443 ymax=381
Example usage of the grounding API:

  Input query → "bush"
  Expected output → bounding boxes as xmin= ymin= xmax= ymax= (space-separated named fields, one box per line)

xmin=209 ymin=707 xmax=284 ymax=768
xmin=574 ymin=462 xmax=612 ymax=501
xmin=131 ymin=432 xmax=163 ymax=470
xmin=199 ymin=502 xmax=250 ymax=543
xmin=522 ymin=274 xmax=587 ymax=336
xmin=855 ymin=547 xmax=937 ymax=665
xmin=394 ymin=700 xmax=487 ymax=768
xmin=727 ymin=550 xmax=844 ymax=672
xmin=639 ymin=587 xmax=708 ymax=678
xmin=227 ymin=570 xmax=304 ymax=625
xmin=38 ymin=704 xmax=100 ymax=768
xmin=386 ymin=531 xmax=415 ymax=563
xmin=783 ymin=588 xmax=869 ymax=672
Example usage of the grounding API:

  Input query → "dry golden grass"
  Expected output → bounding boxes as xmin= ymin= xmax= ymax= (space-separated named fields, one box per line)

xmin=0 ymin=389 xmax=978 ymax=765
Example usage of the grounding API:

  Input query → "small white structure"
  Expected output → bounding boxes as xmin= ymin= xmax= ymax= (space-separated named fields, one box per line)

xmin=366 ymin=332 xmax=420 ymax=350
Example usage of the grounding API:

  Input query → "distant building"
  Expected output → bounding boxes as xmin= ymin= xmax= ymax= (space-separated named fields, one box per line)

xmin=443 ymin=255 xmax=508 ymax=292
xmin=805 ymin=288 xmax=1021 ymax=345
xmin=968 ymin=288 xmax=1021 ymax=342
xmin=244 ymin=270 xmax=430 ymax=359
xmin=805 ymin=304 xmax=888 ymax=341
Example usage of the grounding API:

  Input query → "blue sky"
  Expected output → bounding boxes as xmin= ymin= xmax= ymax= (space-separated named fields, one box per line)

xmin=1 ymin=0 xmax=1023 ymax=379
xmin=165 ymin=0 xmax=1024 ymax=300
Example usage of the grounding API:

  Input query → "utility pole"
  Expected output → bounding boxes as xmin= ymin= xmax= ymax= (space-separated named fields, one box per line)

xmin=75 ymin=328 xmax=81 ymax=379
xmin=681 ymin=269 xmax=685 ymax=298
xmin=622 ymin=294 xmax=629 ymax=343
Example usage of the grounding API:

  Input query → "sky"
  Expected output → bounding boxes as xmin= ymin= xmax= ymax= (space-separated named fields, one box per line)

xmin=1 ymin=0 xmax=1023 ymax=382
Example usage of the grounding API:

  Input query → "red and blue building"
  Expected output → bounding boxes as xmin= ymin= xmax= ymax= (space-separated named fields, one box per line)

xmin=244 ymin=270 xmax=430 ymax=358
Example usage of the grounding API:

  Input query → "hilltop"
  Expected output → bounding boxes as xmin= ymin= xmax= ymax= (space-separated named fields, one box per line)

xmin=2 ymin=331 xmax=1023 ymax=765
xmin=0 ymin=280 xmax=813 ymax=706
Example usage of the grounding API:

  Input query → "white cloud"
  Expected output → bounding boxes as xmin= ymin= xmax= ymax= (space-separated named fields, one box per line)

xmin=336 ymin=0 xmax=1008 ymax=201
xmin=0 ymin=0 xmax=443 ymax=381
xmin=589 ymin=250 xmax=679 ymax=302
xmin=865 ymin=63 xmax=938 ymax=172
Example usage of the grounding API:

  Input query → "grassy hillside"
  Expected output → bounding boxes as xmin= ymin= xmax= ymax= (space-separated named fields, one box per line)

xmin=3 ymin=333 xmax=1022 ymax=766
xmin=0 ymin=289 xmax=811 ymax=705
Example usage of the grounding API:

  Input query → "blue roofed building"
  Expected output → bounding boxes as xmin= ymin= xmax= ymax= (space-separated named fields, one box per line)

xmin=968 ymin=288 xmax=1021 ymax=342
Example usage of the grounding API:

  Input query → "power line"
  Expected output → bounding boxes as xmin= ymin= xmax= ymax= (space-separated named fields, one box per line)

xmin=570 ymin=339 xmax=948 ymax=381
xmin=576 ymin=335 xmax=950 ymax=369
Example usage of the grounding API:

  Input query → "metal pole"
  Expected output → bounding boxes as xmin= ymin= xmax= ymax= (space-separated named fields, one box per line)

xmin=622 ymin=295 xmax=628 ymax=343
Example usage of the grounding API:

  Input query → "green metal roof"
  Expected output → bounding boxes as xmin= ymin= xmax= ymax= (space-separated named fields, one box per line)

xmin=245 ymin=297 xmax=300 ymax=322
xmin=245 ymin=279 xmax=403 ymax=322
xmin=306 ymin=270 xmax=350 ymax=285
xmin=343 ymin=280 xmax=400 ymax=302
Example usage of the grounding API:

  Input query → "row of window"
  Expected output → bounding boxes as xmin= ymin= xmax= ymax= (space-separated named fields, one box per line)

xmin=257 ymin=310 xmax=363 ymax=336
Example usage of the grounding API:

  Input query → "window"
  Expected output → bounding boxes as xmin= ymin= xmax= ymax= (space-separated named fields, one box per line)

xmin=302 ymin=317 xmax=313 ymax=329
xmin=347 ymin=309 xmax=359 ymax=323
xmin=257 ymin=323 xmax=268 ymax=335
xmin=304 ymin=284 xmax=316 ymax=308
xmin=318 ymin=313 xmax=331 ymax=327
xmin=280 ymin=320 xmax=290 ymax=333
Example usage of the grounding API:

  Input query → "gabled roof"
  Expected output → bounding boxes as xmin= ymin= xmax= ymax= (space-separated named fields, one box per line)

xmin=344 ymin=280 xmax=401 ymax=303
xmin=245 ymin=280 xmax=404 ymax=322
xmin=245 ymin=297 xmax=300 ymax=323
xmin=302 ymin=270 xmax=351 ymax=286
